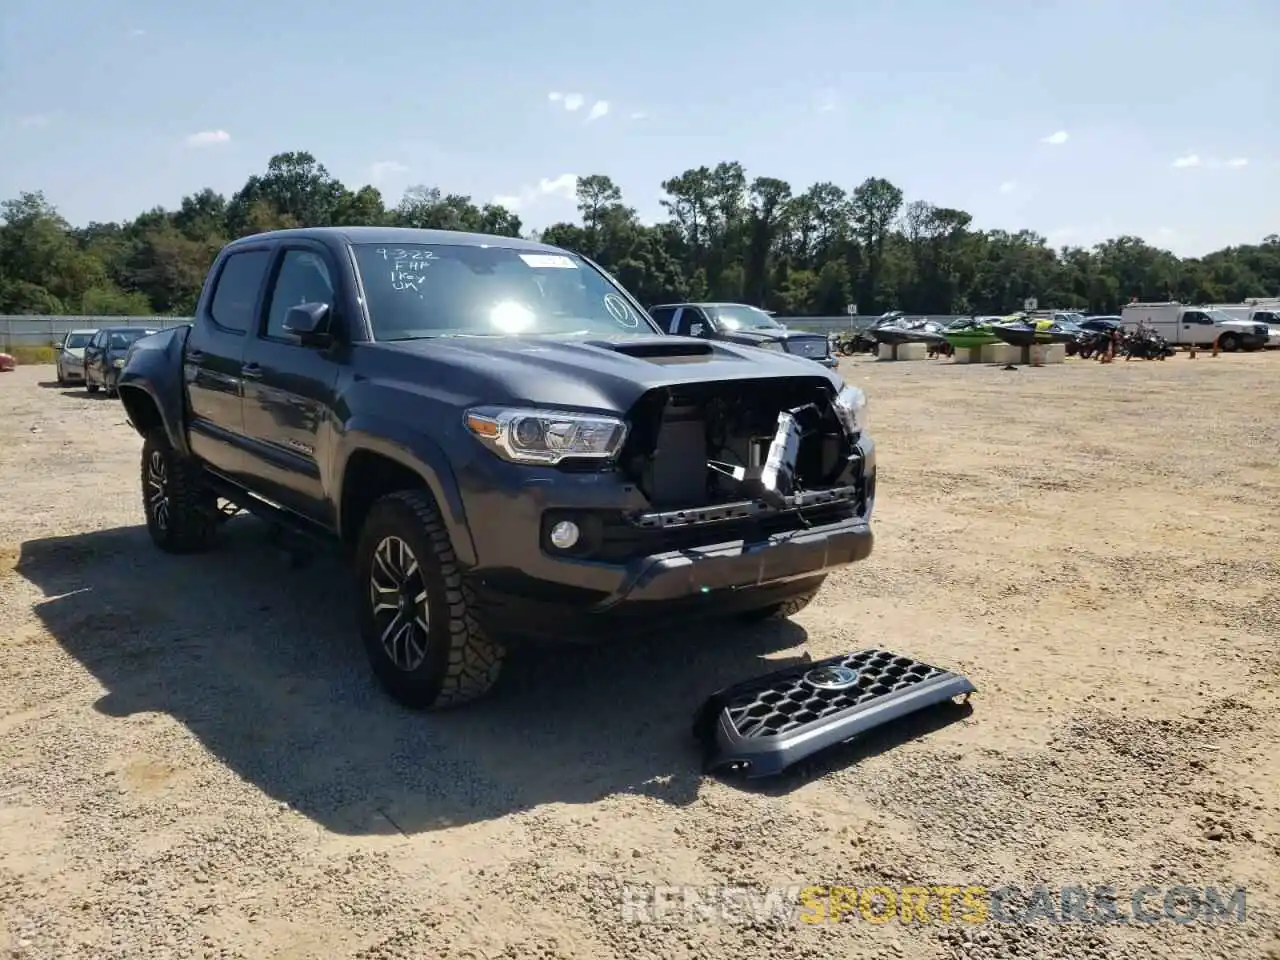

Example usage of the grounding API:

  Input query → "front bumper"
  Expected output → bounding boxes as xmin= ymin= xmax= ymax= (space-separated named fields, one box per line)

xmin=60 ymin=358 xmax=84 ymax=379
xmin=459 ymin=435 xmax=876 ymax=641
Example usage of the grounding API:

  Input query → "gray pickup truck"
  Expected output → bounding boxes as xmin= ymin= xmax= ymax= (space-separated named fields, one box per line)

xmin=117 ymin=227 xmax=876 ymax=709
xmin=647 ymin=302 xmax=839 ymax=369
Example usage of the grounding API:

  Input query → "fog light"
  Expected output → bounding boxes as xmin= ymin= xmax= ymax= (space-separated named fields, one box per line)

xmin=549 ymin=520 xmax=580 ymax=550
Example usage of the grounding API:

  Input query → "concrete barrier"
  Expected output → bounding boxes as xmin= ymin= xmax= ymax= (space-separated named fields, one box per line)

xmin=979 ymin=343 xmax=1020 ymax=365
xmin=1021 ymin=344 xmax=1067 ymax=365
xmin=877 ymin=342 xmax=929 ymax=361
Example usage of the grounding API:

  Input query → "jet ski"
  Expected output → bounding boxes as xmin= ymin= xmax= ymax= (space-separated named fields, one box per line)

xmin=866 ymin=312 xmax=948 ymax=347
xmin=942 ymin=316 xmax=1001 ymax=349
xmin=990 ymin=314 xmax=1078 ymax=348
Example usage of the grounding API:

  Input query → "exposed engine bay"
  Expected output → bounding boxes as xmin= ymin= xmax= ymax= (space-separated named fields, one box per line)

xmin=619 ymin=379 xmax=856 ymax=511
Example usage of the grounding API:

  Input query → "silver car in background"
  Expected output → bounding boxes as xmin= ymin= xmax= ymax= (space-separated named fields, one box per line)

xmin=55 ymin=328 xmax=98 ymax=385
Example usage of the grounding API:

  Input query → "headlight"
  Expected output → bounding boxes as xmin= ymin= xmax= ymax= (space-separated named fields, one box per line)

xmin=464 ymin=407 xmax=628 ymax=465
xmin=755 ymin=341 xmax=786 ymax=352
xmin=833 ymin=384 xmax=868 ymax=434
xmin=113 ymin=357 xmax=125 ymax=368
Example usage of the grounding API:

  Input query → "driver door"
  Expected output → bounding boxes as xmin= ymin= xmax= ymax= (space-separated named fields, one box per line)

xmin=673 ymin=306 xmax=712 ymax=338
xmin=239 ymin=243 xmax=343 ymax=526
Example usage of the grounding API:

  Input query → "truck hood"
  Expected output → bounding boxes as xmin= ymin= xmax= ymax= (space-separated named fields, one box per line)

xmin=364 ymin=334 xmax=841 ymax=412
xmin=720 ymin=328 xmax=825 ymax=346
xmin=1219 ymin=319 xmax=1269 ymax=334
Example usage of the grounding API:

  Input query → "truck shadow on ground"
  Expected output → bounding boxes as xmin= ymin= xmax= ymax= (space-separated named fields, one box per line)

xmin=16 ymin=520 xmax=952 ymax=836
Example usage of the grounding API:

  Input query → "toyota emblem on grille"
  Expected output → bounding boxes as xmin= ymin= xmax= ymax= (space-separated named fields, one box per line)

xmin=803 ymin=665 xmax=860 ymax=690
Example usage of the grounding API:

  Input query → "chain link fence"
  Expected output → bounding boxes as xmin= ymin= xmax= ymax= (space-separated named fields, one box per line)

xmin=2 ymin=313 xmax=969 ymax=352
xmin=1 ymin=316 xmax=192 ymax=351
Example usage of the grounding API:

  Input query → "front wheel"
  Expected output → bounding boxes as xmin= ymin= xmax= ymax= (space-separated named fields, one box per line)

xmin=1217 ymin=333 xmax=1240 ymax=352
xmin=355 ymin=489 xmax=505 ymax=709
xmin=140 ymin=430 xmax=218 ymax=553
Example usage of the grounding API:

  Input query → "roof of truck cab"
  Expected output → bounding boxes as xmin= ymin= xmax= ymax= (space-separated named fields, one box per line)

xmin=226 ymin=226 xmax=568 ymax=253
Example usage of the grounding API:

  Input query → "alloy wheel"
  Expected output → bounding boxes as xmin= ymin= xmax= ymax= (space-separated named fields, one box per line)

xmin=146 ymin=450 xmax=170 ymax=531
xmin=368 ymin=535 xmax=430 ymax=671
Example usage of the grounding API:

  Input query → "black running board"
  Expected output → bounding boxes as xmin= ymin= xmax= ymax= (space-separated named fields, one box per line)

xmin=693 ymin=648 xmax=975 ymax=779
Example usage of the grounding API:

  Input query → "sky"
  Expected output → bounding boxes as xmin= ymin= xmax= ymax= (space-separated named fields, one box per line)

xmin=2 ymin=0 xmax=1276 ymax=258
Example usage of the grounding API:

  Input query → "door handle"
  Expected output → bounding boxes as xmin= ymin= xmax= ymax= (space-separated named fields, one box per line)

xmin=187 ymin=349 xmax=205 ymax=363
xmin=240 ymin=363 xmax=263 ymax=380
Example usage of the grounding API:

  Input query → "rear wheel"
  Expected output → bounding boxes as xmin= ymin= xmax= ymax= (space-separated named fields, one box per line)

xmin=140 ymin=430 xmax=218 ymax=553
xmin=355 ymin=489 xmax=505 ymax=709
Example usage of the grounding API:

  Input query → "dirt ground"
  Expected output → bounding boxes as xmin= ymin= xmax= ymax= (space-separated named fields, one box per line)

xmin=2 ymin=354 xmax=1278 ymax=960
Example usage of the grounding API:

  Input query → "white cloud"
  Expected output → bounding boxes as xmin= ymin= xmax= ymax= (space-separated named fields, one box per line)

xmin=185 ymin=129 xmax=230 ymax=147
xmin=562 ymin=93 xmax=585 ymax=112
xmin=493 ymin=173 xmax=578 ymax=212
xmin=368 ymin=161 xmax=409 ymax=185
xmin=586 ymin=100 xmax=610 ymax=122
xmin=998 ymin=180 xmax=1017 ymax=194
xmin=548 ymin=91 xmax=563 ymax=102
xmin=1175 ymin=155 xmax=1250 ymax=170
xmin=129 ymin=27 xmax=146 ymax=37
xmin=629 ymin=111 xmax=648 ymax=121
xmin=19 ymin=115 xmax=48 ymax=128
xmin=1040 ymin=130 xmax=1069 ymax=145
xmin=815 ymin=89 xmax=838 ymax=113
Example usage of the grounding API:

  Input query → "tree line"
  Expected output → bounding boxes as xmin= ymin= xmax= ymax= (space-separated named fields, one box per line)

xmin=1 ymin=150 xmax=1276 ymax=319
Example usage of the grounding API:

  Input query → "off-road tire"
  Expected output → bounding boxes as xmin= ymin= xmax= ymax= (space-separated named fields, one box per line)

xmin=140 ymin=429 xmax=218 ymax=553
xmin=739 ymin=577 xmax=826 ymax=623
xmin=355 ymin=489 xmax=505 ymax=710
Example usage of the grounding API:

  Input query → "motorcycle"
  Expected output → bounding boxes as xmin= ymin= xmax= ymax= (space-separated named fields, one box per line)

xmin=1121 ymin=331 xmax=1175 ymax=360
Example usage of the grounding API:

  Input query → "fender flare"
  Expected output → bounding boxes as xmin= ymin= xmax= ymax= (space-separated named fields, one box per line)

xmin=116 ymin=325 xmax=193 ymax=457
xmin=334 ymin=419 xmax=477 ymax=567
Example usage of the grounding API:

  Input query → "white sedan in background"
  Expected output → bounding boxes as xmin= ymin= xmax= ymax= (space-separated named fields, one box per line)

xmin=55 ymin=328 xmax=98 ymax=384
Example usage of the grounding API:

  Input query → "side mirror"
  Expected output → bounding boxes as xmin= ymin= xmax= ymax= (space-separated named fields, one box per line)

xmin=283 ymin=302 xmax=332 ymax=345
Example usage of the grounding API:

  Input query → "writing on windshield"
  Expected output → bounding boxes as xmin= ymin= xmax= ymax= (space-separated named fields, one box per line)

xmin=352 ymin=243 xmax=653 ymax=340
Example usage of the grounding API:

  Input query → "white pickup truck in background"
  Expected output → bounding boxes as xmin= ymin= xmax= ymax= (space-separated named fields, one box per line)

xmin=1120 ymin=301 xmax=1271 ymax=351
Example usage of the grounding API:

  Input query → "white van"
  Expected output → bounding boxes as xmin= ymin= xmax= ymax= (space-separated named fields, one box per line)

xmin=1119 ymin=301 xmax=1270 ymax=351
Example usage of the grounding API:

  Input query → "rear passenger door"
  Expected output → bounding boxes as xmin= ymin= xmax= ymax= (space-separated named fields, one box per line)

xmin=239 ymin=243 xmax=343 ymax=526
xmin=185 ymin=246 xmax=274 ymax=477
xmin=648 ymin=306 xmax=677 ymax=333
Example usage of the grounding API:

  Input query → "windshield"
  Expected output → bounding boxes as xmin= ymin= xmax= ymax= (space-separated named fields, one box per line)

xmin=107 ymin=330 xmax=154 ymax=350
xmin=707 ymin=304 xmax=783 ymax=331
xmin=1205 ymin=310 xmax=1240 ymax=324
xmin=351 ymin=243 xmax=654 ymax=340
xmin=64 ymin=333 xmax=93 ymax=348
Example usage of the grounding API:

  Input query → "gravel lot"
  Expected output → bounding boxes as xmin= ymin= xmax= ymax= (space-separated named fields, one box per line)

xmin=2 ymin=355 xmax=1279 ymax=960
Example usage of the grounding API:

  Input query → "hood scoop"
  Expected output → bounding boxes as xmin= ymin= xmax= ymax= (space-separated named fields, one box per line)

xmin=590 ymin=337 xmax=715 ymax=361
